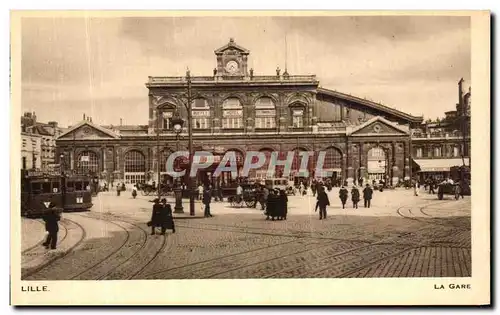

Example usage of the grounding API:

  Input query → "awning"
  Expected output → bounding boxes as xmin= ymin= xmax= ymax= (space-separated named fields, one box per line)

xmin=413 ymin=158 xmax=469 ymax=172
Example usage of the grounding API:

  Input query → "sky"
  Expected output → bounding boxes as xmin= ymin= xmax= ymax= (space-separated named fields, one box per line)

xmin=20 ymin=15 xmax=471 ymax=128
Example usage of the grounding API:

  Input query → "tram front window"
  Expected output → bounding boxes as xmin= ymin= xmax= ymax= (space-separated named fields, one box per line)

xmin=42 ymin=182 xmax=51 ymax=193
xmin=66 ymin=181 xmax=75 ymax=192
xmin=31 ymin=183 xmax=42 ymax=194
xmin=75 ymin=181 xmax=83 ymax=191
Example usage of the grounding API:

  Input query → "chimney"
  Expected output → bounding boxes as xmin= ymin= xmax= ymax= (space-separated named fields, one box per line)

xmin=120 ymin=118 xmax=122 ymax=126
xmin=83 ymin=113 xmax=86 ymax=121
xmin=90 ymin=117 xmax=93 ymax=123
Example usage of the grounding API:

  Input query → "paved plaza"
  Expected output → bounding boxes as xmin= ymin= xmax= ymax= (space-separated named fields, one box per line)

xmin=21 ymin=188 xmax=471 ymax=280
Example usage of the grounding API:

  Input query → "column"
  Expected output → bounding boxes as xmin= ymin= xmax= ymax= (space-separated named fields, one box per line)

xmin=391 ymin=141 xmax=401 ymax=185
xmin=404 ymin=141 xmax=410 ymax=180
xmin=346 ymin=141 xmax=354 ymax=187
xmin=359 ymin=141 xmax=366 ymax=179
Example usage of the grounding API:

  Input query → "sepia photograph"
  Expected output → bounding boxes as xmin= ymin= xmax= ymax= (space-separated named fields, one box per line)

xmin=10 ymin=10 xmax=490 ymax=305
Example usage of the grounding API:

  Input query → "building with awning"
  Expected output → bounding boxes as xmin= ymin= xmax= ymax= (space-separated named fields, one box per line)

xmin=413 ymin=158 xmax=469 ymax=181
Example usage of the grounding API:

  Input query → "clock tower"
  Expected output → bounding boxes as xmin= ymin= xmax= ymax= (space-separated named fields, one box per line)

xmin=214 ymin=38 xmax=250 ymax=76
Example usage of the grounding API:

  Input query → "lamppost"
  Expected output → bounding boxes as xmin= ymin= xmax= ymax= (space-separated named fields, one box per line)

xmin=174 ymin=69 xmax=195 ymax=216
xmin=171 ymin=112 xmax=184 ymax=213
xmin=60 ymin=153 xmax=66 ymax=209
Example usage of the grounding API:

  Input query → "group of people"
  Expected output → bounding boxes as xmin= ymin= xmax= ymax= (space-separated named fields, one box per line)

xmin=264 ymin=188 xmax=288 ymax=221
xmin=338 ymin=184 xmax=374 ymax=209
xmin=148 ymin=198 xmax=176 ymax=235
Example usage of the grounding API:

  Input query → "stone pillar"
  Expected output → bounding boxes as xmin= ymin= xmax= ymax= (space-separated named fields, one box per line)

xmin=346 ymin=141 xmax=354 ymax=187
xmin=359 ymin=142 xmax=367 ymax=179
xmin=404 ymin=141 xmax=410 ymax=180
xmin=390 ymin=142 xmax=398 ymax=185
xmin=101 ymin=146 xmax=105 ymax=173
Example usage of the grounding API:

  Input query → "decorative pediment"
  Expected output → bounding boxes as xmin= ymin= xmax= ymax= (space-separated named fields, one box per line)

xmin=214 ymin=38 xmax=250 ymax=55
xmin=57 ymin=121 xmax=120 ymax=140
xmin=347 ymin=116 xmax=409 ymax=136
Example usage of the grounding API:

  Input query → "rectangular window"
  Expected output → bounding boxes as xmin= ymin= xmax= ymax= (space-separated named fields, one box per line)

xmin=293 ymin=116 xmax=303 ymax=128
xmin=255 ymin=117 xmax=276 ymax=129
xmin=222 ymin=118 xmax=243 ymax=129
xmin=22 ymin=157 xmax=27 ymax=169
xmin=75 ymin=181 xmax=83 ymax=191
xmin=31 ymin=183 xmax=42 ymax=193
xmin=453 ymin=146 xmax=459 ymax=157
xmin=42 ymin=182 xmax=51 ymax=193
xmin=434 ymin=147 xmax=442 ymax=157
xmin=416 ymin=148 xmax=423 ymax=158
xmin=193 ymin=118 xmax=210 ymax=129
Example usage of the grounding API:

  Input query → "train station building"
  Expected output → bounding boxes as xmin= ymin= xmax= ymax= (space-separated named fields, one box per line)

xmin=54 ymin=38 xmax=470 ymax=187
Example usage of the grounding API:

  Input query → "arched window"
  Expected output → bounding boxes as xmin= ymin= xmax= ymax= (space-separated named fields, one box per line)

xmin=322 ymin=147 xmax=343 ymax=170
xmin=124 ymin=150 xmax=146 ymax=184
xmin=289 ymin=103 xmax=306 ymax=128
xmin=77 ymin=150 xmax=99 ymax=174
xmin=222 ymin=98 xmax=243 ymax=129
xmin=367 ymin=147 xmax=386 ymax=179
xmin=255 ymin=97 xmax=276 ymax=129
xmin=124 ymin=150 xmax=146 ymax=173
xmin=191 ymin=98 xmax=211 ymax=130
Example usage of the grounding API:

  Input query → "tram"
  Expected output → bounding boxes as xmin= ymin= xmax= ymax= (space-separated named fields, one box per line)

xmin=20 ymin=170 xmax=93 ymax=217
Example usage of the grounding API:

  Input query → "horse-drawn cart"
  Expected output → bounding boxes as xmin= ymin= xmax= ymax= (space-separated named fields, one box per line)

xmin=226 ymin=184 xmax=258 ymax=208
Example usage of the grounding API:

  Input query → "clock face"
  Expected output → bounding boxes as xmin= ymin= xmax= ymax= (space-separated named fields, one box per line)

xmin=225 ymin=60 xmax=239 ymax=73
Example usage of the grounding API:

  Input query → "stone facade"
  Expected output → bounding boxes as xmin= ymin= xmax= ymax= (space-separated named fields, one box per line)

xmin=54 ymin=39 xmax=470 ymax=186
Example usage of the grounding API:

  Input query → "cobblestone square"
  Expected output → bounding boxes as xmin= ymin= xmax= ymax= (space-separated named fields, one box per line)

xmin=21 ymin=188 xmax=471 ymax=280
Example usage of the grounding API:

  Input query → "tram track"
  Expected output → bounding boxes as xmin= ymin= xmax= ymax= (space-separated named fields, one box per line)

xmin=67 ymin=214 xmax=140 ymax=280
xmin=74 ymin=213 xmax=173 ymax=280
xmin=22 ymin=218 xmax=86 ymax=279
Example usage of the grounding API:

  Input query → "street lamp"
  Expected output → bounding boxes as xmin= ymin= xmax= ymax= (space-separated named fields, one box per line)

xmin=171 ymin=112 xmax=184 ymax=213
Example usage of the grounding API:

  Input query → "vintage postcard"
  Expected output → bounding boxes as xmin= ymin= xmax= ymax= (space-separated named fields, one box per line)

xmin=10 ymin=10 xmax=490 ymax=305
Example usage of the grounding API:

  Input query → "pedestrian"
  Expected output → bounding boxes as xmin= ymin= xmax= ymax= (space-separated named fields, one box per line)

xmin=161 ymin=198 xmax=175 ymax=233
xmin=351 ymin=185 xmax=360 ymax=209
xmin=132 ymin=185 xmax=137 ymax=199
xmin=42 ymin=203 xmax=60 ymax=250
xmin=203 ymin=187 xmax=213 ymax=217
xmin=279 ymin=189 xmax=288 ymax=220
xmin=265 ymin=189 xmax=278 ymax=220
xmin=299 ymin=182 xmax=304 ymax=196
xmin=413 ymin=179 xmax=419 ymax=196
xmin=260 ymin=185 xmax=269 ymax=210
xmin=339 ymin=185 xmax=348 ymax=209
xmin=116 ymin=184 xmax=121 ymax=196
xmin=311 ymin=180 xmax=317 ymax=197
xmin=429 ymin=179 xmax=435 ymax=194
xmin=149 ymin=198 xmax=164 ymax=235
xmin=363 ymin=184 xmax=373 ymax=208
xmin=236 ymin=184 xmax=243 ymax=203
xmin=454 ymin=182 xmax=462 ymax=200
xmin=316 ymin=186 xmax=330 ymax=220
xmin=198 ymin=184 xmax=204 ymax=201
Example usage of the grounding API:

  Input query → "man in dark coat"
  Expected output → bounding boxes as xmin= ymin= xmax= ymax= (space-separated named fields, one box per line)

xmin=150 ymin=198 xmax=164 ymax=235
xmin=203 ymin=187 xmax=213 ymax=217
xmin=339 ymin=185 xmax=348 ymax=209
xmin=363 ymin=184 xmax=373 ymax=208
xmin=351 ymin=185 xmax=360 ymax=209
xmin=278 ymin=189 xmax=288 ymax=220
xmin=161 ymin=198 xmax=175 ymax=233
xmin=429 ymin=179 xmax=435 ymax=194
xmin=316 ymin=186 xmax=330 ymax=220
xmin=42 ymin=203 xmax=60 ymax=249
xmin=265 ymin=189 xmax=277 ymax=220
